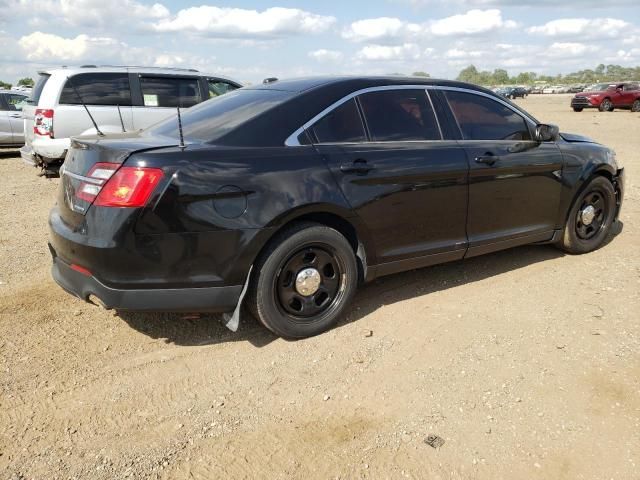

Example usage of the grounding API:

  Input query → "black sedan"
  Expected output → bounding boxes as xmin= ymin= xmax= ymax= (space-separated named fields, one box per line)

xmin=51 ymin=76 xmax=625 ymax=338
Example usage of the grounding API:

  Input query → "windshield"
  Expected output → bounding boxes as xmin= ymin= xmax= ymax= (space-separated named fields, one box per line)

xmin=585 ymin=83 xmax=613 ymax=92
xmin=149 ymin=88 xmax=293 ymax=142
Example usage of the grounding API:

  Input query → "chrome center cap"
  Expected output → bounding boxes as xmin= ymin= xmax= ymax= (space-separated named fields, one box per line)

xmin=295 ymin=268 xmax=321 ymax=296
xmin=581 ymin=205 xmax=596 ymax=225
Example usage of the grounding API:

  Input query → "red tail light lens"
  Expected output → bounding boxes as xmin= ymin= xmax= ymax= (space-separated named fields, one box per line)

xmin=94 ymin=167 xmax=164 ymax=207
xmin=34 ymin=109 xmax=54 ymax=137
xmin=75 ymin=162 xmax=119 ymax=203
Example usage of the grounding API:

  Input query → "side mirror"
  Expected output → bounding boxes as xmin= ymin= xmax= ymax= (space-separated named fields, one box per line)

xmin=535 ymin=123 xmax=559 ymax=142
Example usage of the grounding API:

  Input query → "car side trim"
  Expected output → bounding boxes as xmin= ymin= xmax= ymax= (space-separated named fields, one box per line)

xmin=284 ymin=85 xmax=537 ymax=146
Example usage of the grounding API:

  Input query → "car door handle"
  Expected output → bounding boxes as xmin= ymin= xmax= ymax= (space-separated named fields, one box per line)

xmin=340 ymin=160 xmax=374 ymax=175
xmin=475 ymin=153 xmax=498 ymax=166
xmin=9 ymin=114 xmax=22 ymax=118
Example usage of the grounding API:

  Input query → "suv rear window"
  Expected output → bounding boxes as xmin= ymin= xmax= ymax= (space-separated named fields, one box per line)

xmin=60 ymin=73 xmax=132 ymax=106
xmin=30 ymin=73 xmax=50 ymax=104
xmin=140 ymin=76 xmax=201 ymax=108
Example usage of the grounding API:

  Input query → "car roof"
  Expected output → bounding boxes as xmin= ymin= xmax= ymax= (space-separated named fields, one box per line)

xmin=246 ymin=75 xmax=492 ymax=94
xmin=36 ymin=65 xmax=240 ymax=84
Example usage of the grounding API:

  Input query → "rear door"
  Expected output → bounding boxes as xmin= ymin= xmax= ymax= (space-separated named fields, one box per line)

xmin=440 ymin=88 xmax=563 ymax=257
xmin=132 ymin=75 xmax=202 ymax=129
xmin=312 ymin=88 xmax=469 ymax=272
xmin=5 ymin=93 xmax=27 ymax=144
xmin=56 ymin=72 xmax=134 ymax=137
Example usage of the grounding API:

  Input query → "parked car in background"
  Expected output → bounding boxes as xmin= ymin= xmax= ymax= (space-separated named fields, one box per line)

xmin=502 ymin=87 xmax=528 ymax=99
xmin=0 ymin=90 xmax=28 ymax=146
xmin=567 ymin=85 xmax=585 ymax=93
xmin=21 ymin=66 xmax=241 ymax=173
xmin=571 ymin=82 xmax=640 ymax=112
xmin=49 ymin=76 xmax=624 ymax=338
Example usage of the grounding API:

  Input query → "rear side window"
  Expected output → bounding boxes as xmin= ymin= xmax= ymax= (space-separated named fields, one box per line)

xmin=312 ymin=98 xmax=366 ymax=143
xmin=140 ymin=76 xmax=201 ymax=108
xmin=208 ymin=80 xmax=239 ymax=98
xmin=5 ymin=94 xmax=27 ymax=111
xmin=445 ymin=91 xmax=531 ymax=141
xmin=60 ymin=73 xmax=132 ymax=106
xmin=358 ymin=89 xmax=441 ymax=141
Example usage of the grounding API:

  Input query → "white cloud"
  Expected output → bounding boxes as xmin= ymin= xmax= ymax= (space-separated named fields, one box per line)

xmin=308 ymin=49 xmax=343 ymax=62
xmin=430 ymin=9 xmax=517 ymax=36
xmin=356 ymin=43 xmax=422 ymax=61
xmin=342 ymin=17 xmax=418 ymax=42
xmin=18 ymin=32 xmax=123 ymax=61
xmin=153 ymin=6 xmax=335 ymax=38
xmin=546 ymin=42 xmax=599 ymax=58
xmin=528 ymin=18 xmax=630 ymax=39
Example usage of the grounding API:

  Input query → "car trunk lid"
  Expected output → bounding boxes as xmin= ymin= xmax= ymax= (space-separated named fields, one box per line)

xmin=58 ymin=132 xmax=177 ymax=226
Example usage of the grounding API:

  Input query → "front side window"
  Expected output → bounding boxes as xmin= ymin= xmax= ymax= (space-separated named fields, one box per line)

xmin=5 ymin=94 xmax=27 ymax=111
xmin=140 ymin=76 xmax=201 ymax=108
xmin=208 ymin=80 xmax=239 ymax=98
xmin=445 ymin=91 xmax=531 ymax=141
xmin=358 ymin=89 xmax=441 ymax=141
xmin=311 ymin=98 xmax=367 ymax=144
xmin=59 ymin=73 xmax=132 ymax=106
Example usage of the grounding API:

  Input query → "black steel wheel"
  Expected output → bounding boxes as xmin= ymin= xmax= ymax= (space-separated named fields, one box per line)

xmin=558 ymin=176 xmax=616 ymax=254
xmin=632 ymin=99 xmax=640 ymax=112
xmin=599 ymin=99 xmax=613 ymax=112
xmin=247 ymin=222 xmax=358 ymax=338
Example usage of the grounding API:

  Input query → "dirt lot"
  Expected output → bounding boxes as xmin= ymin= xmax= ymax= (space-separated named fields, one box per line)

xmin=1 ymin=94 xmax=639 ymax=480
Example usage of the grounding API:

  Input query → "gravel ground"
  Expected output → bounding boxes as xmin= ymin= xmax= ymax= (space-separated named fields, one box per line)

xmin=1 ymin=94 xmax=639 ymax=480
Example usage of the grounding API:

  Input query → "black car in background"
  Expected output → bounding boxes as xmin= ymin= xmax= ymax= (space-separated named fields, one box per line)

xmin=50 ymin=77 xmax=624 ymax=338
xmin=501 ymin=86 xmax=529 ymax=99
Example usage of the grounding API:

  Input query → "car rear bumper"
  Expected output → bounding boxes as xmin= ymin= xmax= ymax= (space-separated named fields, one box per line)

xmin=51 ymin=247 xmax=242 ymax=312
xmin=32 ymin=136 xmax=69 ymax=161
xmin=20 ymin=145 xmax=36 ymax=165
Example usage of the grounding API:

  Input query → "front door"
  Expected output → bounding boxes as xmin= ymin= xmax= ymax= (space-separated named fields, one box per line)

xmin=310 ymin=89 xmax=469 ymax=273
xmin=440 ymin=89 xmax=564 ymax=257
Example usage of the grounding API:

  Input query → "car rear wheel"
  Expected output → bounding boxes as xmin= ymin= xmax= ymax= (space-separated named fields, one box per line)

xmin=573 ymin=107 xmax=583 ymax=112
xmin=558 ymin=176 xmax=616 ymax=254
xmin=599 ymin=99 xmax=613 ymax=112
xmin=632 ymin=99 xmax=640 ymax=112
xmin=247 ymin=222 xmax=358 ymax=338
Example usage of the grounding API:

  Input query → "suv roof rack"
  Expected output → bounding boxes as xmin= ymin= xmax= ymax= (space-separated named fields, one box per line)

xmin=73 ymin=65 xmax=200 ymax=72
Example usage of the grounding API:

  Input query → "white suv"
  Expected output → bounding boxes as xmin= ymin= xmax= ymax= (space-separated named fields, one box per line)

xmin=21 ymin=66 xmax=241 ymax=169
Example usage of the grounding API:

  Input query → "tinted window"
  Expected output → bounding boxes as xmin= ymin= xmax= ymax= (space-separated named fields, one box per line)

xmin=445 ymin=91 xmax=531 ymax=141
xmin=208 ymin=80 xmax=239 ymax=98
xmin=60 ymin=73 xmax=132 ymax=106
xmin=312 ymin=98 xmax=366 ymax=143
xmin=358 ymin=89 xmax=441 ymax=141
xmin=30 ymin=73 xmax=50 ymax=104
xmin=4 ymin=94 xmax=27 ymax=111
xmin=140 ymin=76 xmax=201 ymax=108
xmin=149 ymin=88 xmax=292 ymax=142
xmin=623 ymin=83 xmax=639 ymax=91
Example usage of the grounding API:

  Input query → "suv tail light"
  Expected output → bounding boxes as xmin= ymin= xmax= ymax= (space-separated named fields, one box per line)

xmin=34 ymin=108 xmax=54 ymax=137
xmin=75 ymin=163 xmax=164 ymax=208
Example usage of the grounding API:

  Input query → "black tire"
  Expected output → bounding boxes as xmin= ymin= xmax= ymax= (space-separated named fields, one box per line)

xmin=573 ymin=107 xmax=583 ymax=112
xmin=632 ymin=99 xmax=640 ymax=112
xmin=247 ymin=222 xmax=358 ymax=338
xmin=599 ymin=99 xmax=613 ymax=112
xmin=558 ymin=176 xmax=616 ymax=254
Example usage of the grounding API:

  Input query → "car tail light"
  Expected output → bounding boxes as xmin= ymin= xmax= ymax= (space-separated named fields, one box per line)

xmin=34 ymin=108 xmax=54 ymax=137
xmin=94 ymin=166 xmax=164 ymax=207
xmin=75 ymin=163 xmax=120 ymax=203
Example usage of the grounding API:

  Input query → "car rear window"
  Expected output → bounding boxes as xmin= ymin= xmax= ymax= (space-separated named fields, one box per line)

xmin=140 ymin=76 xmax=201 ymax=108
xmin=30 ymin=73 xmax=50 ymax=104
xmin=59 ymin=73 xmax=132 ymax=106
xmin=148 ymin=88 xmax=293 ymax=142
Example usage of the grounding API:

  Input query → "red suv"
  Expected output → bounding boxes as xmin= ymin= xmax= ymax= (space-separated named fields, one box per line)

xmin=571 ymin=82 xmax=640 ymax=112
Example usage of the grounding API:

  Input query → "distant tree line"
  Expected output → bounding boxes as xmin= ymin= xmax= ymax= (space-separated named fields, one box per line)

xmin=455 ymin=64 xmax=640 ymax=86
xmin=0 ymin=77 xmax=35 ymax=89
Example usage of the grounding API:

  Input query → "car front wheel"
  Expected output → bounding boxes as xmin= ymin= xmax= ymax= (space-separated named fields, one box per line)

xmin=573 ymin=107 xmax=583 ymax=112
xmin=599 ymin=99 xmax=613 ymax=112
xmin=247 ymin=222 xmax=358 ymax=338
xmin=558 ymin=176 xmax=616 ymax=254
xmin=632 ymin=99 xmax=640 ymax=112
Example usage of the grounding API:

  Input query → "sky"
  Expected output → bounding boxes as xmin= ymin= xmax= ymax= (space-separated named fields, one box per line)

xmin=0 ymin=0 xmax=639 ymax=84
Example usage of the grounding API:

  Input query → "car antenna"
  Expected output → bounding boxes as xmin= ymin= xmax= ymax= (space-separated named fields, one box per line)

xmin=116 ymin=104 xmax=126 ymax=133
xmin=176 ymin=106 xmax=185 ymax=149
xmin=67 ymin=76 xmax=104 ymax=137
